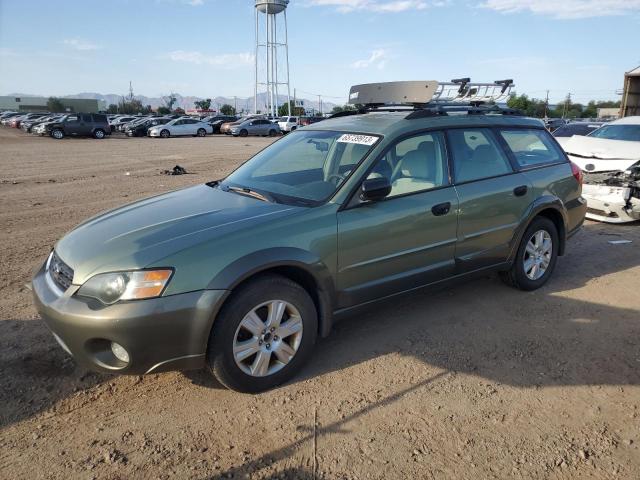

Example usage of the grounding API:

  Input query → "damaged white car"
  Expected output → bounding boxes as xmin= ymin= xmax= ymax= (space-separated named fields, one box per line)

xmin=562 ymin=116 xmax=640 ymax=223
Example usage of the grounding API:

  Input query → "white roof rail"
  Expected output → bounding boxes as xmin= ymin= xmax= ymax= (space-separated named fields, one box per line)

xmin=348 ymin=79 xmax=514 ymax=106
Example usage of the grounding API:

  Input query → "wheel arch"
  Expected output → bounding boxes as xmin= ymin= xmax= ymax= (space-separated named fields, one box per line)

xmin=207 ymin=248 xmax=336 ymax=338
xmin=508 ymin=196 xmax=568 ymax=262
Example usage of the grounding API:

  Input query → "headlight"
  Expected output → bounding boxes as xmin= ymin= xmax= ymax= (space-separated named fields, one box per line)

xmin=77 ymin=269 xmax=173 ymax=305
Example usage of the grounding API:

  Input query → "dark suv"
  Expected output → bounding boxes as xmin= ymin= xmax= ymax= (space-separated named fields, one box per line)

xmin=46 ymin=113 xmax=111 ymax=139
xmin=32 ymin=80 xmax=587 ymax=392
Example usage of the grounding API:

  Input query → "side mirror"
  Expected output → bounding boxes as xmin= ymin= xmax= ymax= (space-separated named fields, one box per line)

xmin=360 ymin=177 xmax=391 ymax=202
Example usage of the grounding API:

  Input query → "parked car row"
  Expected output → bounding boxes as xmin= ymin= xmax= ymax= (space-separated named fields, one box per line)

xmin=1 ymin=110 xmax=326 ymax=140
xmin=1 ymin=111 xmax=113 ymax=139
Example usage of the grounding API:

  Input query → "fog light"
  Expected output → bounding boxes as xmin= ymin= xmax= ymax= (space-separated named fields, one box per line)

xmin=110 ymin=342 xmax=130 ymax=364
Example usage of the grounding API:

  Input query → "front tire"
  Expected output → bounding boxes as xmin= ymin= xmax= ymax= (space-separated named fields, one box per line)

xmin=500 ymin=216 xmax=559 ymax=291
xmin=239 ymin=129 xmax=248 ymax=137
xmin=51 ymin=129 xmax=64 ymax=139
xmin=207 ymin=274 xmax=318 ymax=393
xmin=160 ymin=129 xmax=170 ymax=138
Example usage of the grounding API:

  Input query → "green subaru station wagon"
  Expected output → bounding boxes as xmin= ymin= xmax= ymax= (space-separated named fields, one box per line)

xmin=33 ymin=80 xmax=586 ymax=392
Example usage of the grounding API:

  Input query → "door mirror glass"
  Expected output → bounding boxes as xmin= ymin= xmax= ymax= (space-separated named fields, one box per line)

xmin=360 ymin=177 xmax=391 ymax=202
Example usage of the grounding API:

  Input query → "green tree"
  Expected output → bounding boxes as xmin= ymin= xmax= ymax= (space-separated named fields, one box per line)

xmin=194 ymin=98 xmax=212 ymax=110
xmin=331 ymin=104 xmax=357 ymax=115
xmin=117 ymin=98 xmax=146 ymax=114
xmin=220 ymin=104 xmax=236 ymax=116
xmin=163 ymin=93 xmax=177 ymax=111
xmin=157 ymin=106 xmax=171 ymax=115
xmin=107 ymin=103 xmax=119 ymax=114
xmin=174 ymin=107 xmax=185 ymax=115
xmin=47 ymin=97 xmax=66 ymax=113
xmin=582 ymin=100 xmax=620 ymax=119
xmin=278 ymin=101 xmax=305 ymax=117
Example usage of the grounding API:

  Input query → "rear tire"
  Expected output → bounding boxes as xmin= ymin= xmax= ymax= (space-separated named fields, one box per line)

xmin=197 ymin=128 xmax=206 ymax=137
xmin=51 ymin=129 xmax=64 ymax=139
xmin=269 ymin=129 xmax=278 ymax=137
xmin=93 ymin=129 xmax=105 ymax=139
xmin=207 ymin=274 xmax=318 ymax=393
xmin=500 ymin=216 xmax=559 ymax=291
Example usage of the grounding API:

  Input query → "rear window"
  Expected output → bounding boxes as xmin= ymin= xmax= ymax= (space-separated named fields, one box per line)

xmin=499 ymin=129 xmax=565 ymax=168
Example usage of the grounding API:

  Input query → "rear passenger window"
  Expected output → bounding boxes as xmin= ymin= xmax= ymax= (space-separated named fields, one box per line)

xmin=448 ymin=129 xmax=512 ymax=183
xmin=499 ymin=129 xmax=565 ymax=168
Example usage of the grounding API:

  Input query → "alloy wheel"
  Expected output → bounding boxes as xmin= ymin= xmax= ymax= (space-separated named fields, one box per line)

xmin=524 ymin=229 xmax=553 ymax=281
xmin=232 ymin=300 xmax=303 ymax=377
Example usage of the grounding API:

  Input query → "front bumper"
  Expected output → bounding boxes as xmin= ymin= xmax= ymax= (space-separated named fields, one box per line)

xmin=32 ymin=263 xmax=227 ymax=375
xmin=582 ymin=184 xmax=640 ymax=223
xmin=148 ymin=130 xmax=161 ymax=137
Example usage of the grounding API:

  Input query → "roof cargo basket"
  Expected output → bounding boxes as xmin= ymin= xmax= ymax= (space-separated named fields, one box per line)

xmin=347 ymin=78 xmax=515 ymax=107
xmin=331 ymin=78 xmax=518 ymax=120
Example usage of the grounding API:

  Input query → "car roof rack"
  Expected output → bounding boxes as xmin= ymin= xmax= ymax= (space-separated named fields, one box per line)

xmin=332 ymin=79 xmax=518 ymax=119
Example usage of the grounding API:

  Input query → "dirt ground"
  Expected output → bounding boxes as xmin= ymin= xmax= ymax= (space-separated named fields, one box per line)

xmin=0 ymin=127 xmax=639 ymax=480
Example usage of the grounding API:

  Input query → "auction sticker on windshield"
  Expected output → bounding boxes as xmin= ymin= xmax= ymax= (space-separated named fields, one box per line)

xmin=337 ymin=134 xmax=378 ymax=146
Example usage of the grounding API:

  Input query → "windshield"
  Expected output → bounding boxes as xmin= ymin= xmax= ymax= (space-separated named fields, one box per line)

xmin=589 ymin=125 xmax=640 ymax=142
xmin=222 ymin=130 xmax=380 ymax=205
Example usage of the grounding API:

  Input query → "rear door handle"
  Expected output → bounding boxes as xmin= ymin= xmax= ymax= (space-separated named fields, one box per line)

xmin=431 ymin=202 xmax=451 ymax=216
xmin=513 ymin=185 xmax=528 ymax=197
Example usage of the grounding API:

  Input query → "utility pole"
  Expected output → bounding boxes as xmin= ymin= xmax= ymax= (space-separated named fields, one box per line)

xmin=318 ymin=95 xmax=321 ymax=117
xmin=562 ymin=93 xmax=571 ymax=119
xmin=544 ymin=90 xmax=549 ymax=120
xmin=128 ymin=81 xmax=134 ymax=102
xmin=234 ymin=96 xmax=238 ymax=115
xmin=293 ymin=88 xmax=297 ymax=115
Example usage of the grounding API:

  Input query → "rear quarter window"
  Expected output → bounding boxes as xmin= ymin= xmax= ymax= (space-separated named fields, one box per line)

xmin=499 ymin=129 xmax=565 ymax=168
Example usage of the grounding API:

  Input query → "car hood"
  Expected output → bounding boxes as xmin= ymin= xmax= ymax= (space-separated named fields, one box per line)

xmin=563 ymin=135 xmax=640 ymax=172
xmin=55 ymin=184 xmax=300 ymax=284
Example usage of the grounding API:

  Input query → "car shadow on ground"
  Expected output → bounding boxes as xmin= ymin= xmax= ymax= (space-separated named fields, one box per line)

xmin=0 ymin=318 xmax=109 ymax=428
xmin=2 ymin=223 xmax=638 ymax=444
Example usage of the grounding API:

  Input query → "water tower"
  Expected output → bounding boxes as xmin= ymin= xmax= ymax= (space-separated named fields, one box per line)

xmin=254 ymin=0 xmax=291 ymax=117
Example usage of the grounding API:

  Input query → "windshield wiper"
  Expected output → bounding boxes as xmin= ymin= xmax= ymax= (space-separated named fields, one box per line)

xmin=223 ymin=185 xmax=273 ymax=203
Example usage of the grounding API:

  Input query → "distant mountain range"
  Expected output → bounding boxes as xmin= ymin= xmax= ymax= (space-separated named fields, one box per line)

xmin=5 ymin=92 xmax=339 ymax=114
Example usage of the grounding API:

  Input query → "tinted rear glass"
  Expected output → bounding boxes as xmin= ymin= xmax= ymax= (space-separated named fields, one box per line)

xmin=499 ymin=129 xmax=565 ymax=167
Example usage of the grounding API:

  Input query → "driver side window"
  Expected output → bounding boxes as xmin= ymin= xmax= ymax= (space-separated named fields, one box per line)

xmin=368 ymin=131 xmax=449 ymax=198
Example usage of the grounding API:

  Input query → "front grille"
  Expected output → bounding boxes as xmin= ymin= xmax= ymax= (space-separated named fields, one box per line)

xmin=48 ymin=251 xmax=74 ymax=291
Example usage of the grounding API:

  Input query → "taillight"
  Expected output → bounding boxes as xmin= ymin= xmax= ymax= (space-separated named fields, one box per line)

xmin=570 ymin=161 xmax=583 ymax=185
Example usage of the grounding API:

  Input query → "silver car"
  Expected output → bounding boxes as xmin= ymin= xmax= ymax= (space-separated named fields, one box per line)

xmin=231 ymin=118 xmax=280 ymax=137
xmin=148 ymin=118 xmax=214 ymax=138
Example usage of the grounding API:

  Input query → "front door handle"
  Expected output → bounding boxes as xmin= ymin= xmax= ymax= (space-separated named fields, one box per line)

xmin=431 ymin=202 xmax=451 ymax=216
xmin=513 ymin=185 xmax=528 ymax=197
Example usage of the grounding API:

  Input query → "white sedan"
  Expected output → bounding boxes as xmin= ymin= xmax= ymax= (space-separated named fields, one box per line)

xmin=148 ymin=118 xmax=214 ymax=138
xmin=562 ymin=116 xmax=640 ymax=223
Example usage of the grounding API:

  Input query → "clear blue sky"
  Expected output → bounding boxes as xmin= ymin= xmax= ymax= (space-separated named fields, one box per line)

xmin=1 ymin=0 xmax=639 ymax=104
